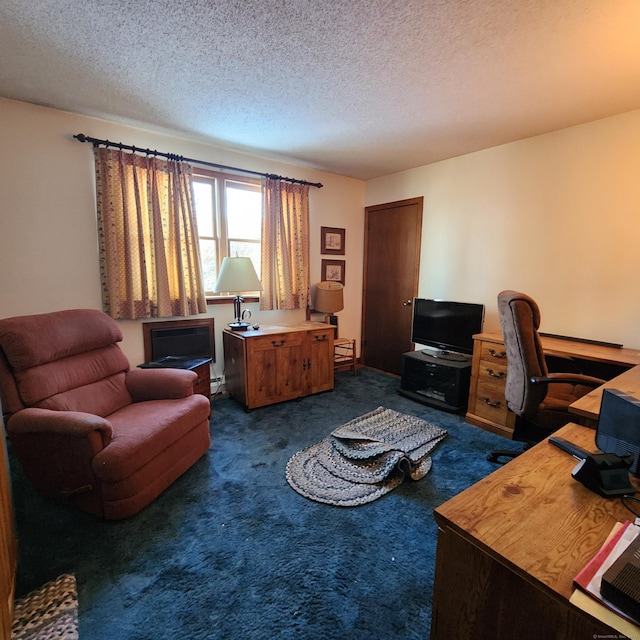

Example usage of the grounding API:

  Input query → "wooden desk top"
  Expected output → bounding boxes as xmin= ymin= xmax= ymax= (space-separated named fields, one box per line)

xmin=223 ymin=321 xmax=332 ymax=338
xmin=434 ymin=423 xmax=638 ymax=603
xmin=570 ymin=364 xmax=640 ymax=422
xmin=475 ymin=331 xmax=640 ymax=367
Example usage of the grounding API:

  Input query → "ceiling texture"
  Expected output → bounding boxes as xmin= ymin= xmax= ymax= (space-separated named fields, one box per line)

xmin=1 ymin=0 xmax=640 ymax=180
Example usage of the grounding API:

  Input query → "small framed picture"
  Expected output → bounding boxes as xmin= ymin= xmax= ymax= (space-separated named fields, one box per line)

xmin=320 ymin=227 xmax=345 ymax=255
xmin=321 ymin=259 xmax=345 ymax=285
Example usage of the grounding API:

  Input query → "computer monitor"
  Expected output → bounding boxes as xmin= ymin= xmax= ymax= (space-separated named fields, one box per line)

xmin=596 ymin=388 xmax=640 ymax=477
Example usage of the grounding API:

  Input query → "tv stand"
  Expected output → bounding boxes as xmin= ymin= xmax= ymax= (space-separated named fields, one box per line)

xmin=399 ymin=350 xmax=472 ymax=412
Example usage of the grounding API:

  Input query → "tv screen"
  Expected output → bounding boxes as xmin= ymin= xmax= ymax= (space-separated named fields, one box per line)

xmin=411 ymin=299 xmax=485 ymax=356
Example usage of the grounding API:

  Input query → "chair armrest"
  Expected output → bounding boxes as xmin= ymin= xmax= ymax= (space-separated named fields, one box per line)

xmin=7 ymin=408 xmax=113 ymax=444
xmin=125 ymin=368 xmax=196 ymax=402
xmin=530 ymin=373 xmax=606 ymax=388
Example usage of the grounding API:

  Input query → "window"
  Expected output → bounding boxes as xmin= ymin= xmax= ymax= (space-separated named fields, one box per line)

xmin=193 ymin=170 xmax=262 ymax=295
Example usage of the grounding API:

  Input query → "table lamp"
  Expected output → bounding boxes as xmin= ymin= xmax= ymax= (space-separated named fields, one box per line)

xmin=213 ymin=256 xmax=263 ymax=330
xmin=314 ymin=281 xmax=344 ymax=329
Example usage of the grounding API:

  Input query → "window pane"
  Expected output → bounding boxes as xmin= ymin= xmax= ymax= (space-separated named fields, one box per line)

xmin=229 ymin=241 xmax=261 ymax=281
xmin=227 ymin=185 xmax=261 ymax=240
xmin=193 ymin=181 xmax=214 ymax=237
xmin=199 ymin=238 xmax=218 ymax=293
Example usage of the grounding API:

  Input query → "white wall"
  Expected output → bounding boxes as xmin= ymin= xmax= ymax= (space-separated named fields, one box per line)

xmin=366 ymin=110 xmax=640 ymax=350
xmin=0 ymin=98 xmax=366 ymax=371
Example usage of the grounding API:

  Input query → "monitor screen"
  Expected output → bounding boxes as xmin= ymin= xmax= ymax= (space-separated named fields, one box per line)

xmin=596 ymin=388 xmax=640 ymax=477
xmin=411 ymin=299 xmax=485 ymax=356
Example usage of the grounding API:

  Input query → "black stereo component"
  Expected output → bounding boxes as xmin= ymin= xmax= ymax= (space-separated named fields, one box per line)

xmin=399 ymin=350 xmax=472 ymax=412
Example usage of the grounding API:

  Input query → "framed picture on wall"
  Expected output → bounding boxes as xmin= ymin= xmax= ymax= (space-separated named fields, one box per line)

xmin=321 ymin=259 xmax=345 ymax=285
xmin=320 ymin=227 xmax=345 ymax=255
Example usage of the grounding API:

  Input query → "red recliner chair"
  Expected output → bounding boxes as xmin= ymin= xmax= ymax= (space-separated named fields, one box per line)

xmin=0 ymin=309 xmax=211 ymax=519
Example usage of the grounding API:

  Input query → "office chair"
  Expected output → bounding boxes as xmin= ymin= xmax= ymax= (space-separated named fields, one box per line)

xmin=487 ymin=290 xmax=605 ymax=463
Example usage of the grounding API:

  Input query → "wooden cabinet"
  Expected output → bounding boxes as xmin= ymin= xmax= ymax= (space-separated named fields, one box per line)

xmin=223 ymin=323 xmax=334 ymax=410
xmin=191 ymin=361 xmax=212 ymax=398
xmin=466 ymin=334 xmax=515 ymax=438
xmin=138 ymin=357 xmax=212 ymax=399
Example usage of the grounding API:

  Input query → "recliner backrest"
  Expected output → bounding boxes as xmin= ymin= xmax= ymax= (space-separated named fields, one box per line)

xmin=0 ymin=309 xmax=132 ymax=417
xmin=497 ymin=290 xmax=548 ymax=419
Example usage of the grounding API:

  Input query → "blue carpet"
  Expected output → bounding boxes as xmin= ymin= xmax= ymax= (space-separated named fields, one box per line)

xmin=10 ymin=368 xmax=510 ymax=640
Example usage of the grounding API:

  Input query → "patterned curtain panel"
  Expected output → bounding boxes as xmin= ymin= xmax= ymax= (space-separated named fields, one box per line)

xmin=260 ymin=178 xmax=310 ymax=310
xmin=93 ymin=148 xmax=206 ymax=319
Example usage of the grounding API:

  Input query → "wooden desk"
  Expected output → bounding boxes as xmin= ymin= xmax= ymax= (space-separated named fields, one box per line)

xmin=431 ymin=422 xmax=640 ymax=640
xmin=467 ymin=331 xmax=640 ymax=438
xmin=570 ymin=364 xmax=640 ymax=427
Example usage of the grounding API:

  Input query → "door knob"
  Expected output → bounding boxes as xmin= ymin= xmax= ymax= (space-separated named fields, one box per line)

xmin=402 ymin=300 xmax=412 ymax=306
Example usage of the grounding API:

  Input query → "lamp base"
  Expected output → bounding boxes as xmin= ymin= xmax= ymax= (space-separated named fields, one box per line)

xmin=228 ymin=321 xmax=252 ymax=331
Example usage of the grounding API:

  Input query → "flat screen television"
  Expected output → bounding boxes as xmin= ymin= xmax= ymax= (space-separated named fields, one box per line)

xmin=411 ymin=299 xmax=485 ymax=359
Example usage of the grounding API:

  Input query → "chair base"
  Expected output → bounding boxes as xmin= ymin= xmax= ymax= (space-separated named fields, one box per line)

xmin=487 ymin=444 xmax=530 ymax=464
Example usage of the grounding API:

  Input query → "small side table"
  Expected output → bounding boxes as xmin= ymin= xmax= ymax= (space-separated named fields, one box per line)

xmin=334 ymin=338 xmax=357 ymax=376
xmin=138 ymin=356 xmax=212 ymax=398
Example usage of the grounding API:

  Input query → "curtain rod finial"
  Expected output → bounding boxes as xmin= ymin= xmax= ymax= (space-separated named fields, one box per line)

xmin=74 ymin=133 xmax=87 ymax=142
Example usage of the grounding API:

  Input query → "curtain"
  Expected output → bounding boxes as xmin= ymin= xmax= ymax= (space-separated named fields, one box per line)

xmin=260 ymin=178 xmax=310 ymax=310
xmin=94 ymin=147 xmax=206 ymax=319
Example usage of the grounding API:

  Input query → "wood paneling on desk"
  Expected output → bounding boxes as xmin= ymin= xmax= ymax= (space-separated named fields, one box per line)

xmin=431 ymin=422 xmax=640 ymax=640
xmin=467 ymin=332 xmax=640 ymax=438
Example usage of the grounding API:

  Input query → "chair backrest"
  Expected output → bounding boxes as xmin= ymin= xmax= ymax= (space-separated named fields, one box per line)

xmin=497 ymin=290 xmax=549 ymax=419
xmin=0 ymin=309 xmax=132 ymax=418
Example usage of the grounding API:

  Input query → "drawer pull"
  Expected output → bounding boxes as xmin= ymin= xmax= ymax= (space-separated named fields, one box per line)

xmin=486 ymin=368 xmax=505 ymax=378
xmin=488 ymin=348 xmax=506 ymax=359
xmin=271 ymin=339 xmax=286 ymax=347
xmin=314 ymin=334 xmax=328 ymax=342
xmin=482 ymin=396 xmax=501 ymax=408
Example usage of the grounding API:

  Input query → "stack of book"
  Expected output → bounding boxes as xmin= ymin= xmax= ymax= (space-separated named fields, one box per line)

xmin=571 ymin=520 xmax=640 ymax=637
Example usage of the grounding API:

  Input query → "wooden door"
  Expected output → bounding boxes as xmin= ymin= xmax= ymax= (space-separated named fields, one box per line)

xmin=362 ymin=197 xmax=423 ymax=375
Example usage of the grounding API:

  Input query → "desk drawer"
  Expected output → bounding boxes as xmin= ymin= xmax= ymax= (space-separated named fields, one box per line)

xmin=473 ymin=388 xmax=510 ymax=424
xmin=467 ymin=338 xmax=515 ymax=437
xmin=249 ymin=332 xmax=304 ymax=352
xmin=478 ymin=342 xmax=508 ymax=365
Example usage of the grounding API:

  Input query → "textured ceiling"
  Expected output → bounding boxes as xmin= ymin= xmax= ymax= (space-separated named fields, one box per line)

xmin=1 ymin=0 xmax=640 ymax=180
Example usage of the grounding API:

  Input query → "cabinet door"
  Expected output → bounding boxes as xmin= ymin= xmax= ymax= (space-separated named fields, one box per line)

xmin=247 ymin=333 xmax=305 ymax=407
xmin=306 ymin=328 xmax=334 ymax=395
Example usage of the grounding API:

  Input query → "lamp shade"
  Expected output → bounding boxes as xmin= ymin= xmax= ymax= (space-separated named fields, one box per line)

xmin=213 ymin=257 xmax=263 ymax=294
xmin=315 ymin=281 xmax=344 ymax=313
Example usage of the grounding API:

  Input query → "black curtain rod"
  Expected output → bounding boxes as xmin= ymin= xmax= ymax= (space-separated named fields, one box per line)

xmin=73 ymin=133 xmax=323 ymax=188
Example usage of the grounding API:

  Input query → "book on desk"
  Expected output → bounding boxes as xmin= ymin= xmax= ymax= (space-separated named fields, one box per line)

xmin=571 ymin=520 xmax=640 ymax=638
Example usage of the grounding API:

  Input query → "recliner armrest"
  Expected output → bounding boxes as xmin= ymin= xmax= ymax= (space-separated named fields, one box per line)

xmin=530 ymin=373 xmax=606 ymax=388
xmin=7 ymin=408 xmax=113 ymax=446
xmin=125 ymin=368 xmax=196 ymax=402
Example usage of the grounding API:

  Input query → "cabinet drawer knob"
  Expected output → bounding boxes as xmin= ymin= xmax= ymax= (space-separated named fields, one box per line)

xmin=315 ymin=334 xmax=328 ymax=342
xmin=486 ymin=368 xmax=505 ymax=378
xmin=271 ymin=339 xmax=286 ymax=347
xmin=488 ymin=349 xmax=506 ymax=359
xmin=482 ymin=396 xmax=502 ymax=408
